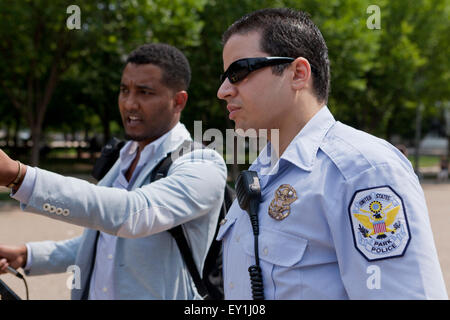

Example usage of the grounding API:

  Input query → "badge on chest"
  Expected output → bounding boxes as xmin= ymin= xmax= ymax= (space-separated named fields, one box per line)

xmin=268 ymin=184 xmax=298 ymax=221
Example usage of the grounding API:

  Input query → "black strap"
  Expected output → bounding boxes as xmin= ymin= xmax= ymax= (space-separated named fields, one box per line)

xmin=167 ymin=226 xmax=209 ymax=298
xmin=150 ymin=152 xmax=174 ymax=182
xmin=81 ymin=231 xmax=101 ymax=300
xmin=90 ymin=139 xmax=210 ymax=297
xmin=151 ymin=141 xmax=209 ymax=298
xmin=0 ymin=279 xmax=21 ymax=300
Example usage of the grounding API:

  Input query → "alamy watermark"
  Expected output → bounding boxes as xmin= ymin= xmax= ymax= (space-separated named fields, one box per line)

xmin=66 ymin=265 xmax=81 ymax=290
xmin=366 ymin=265 xmax=381 ymax=289
xmin=366 ymin=5 xmax=381 ymax=30
xmin=171 ymin=121 xmax=281 ymax=175
xmin=66 ymin=5 xmax=81 ymax=30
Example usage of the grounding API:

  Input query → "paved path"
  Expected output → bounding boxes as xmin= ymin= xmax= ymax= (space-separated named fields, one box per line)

xmin=0 ymin=182 xmax=449 ymax=300
xmin=0 ymin=203 xmax=83 ymax=300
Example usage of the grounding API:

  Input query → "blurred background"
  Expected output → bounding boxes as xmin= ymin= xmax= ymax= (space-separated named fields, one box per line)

xmin=0 ymin=0 xmax=449 ymax=299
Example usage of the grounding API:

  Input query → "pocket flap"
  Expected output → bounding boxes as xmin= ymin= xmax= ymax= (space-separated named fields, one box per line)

xmin=243 ymin=227 xmax=308 ymax=267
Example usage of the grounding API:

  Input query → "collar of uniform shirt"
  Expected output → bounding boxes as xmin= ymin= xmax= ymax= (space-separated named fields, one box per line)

xmin=251 ymin=106 xmax=336 ymax=175
xmin=281 ymin=105 xmax=336 ymax=171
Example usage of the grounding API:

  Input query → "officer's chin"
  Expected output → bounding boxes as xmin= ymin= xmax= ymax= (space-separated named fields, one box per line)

xmin=234 ymin=124 xmax=262 ymax=139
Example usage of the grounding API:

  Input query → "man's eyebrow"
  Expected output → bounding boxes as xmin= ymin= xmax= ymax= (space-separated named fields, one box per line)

xmin=136 ymin=85 xmax=155 ymax=90
xmin=120 ymin=83 xmax=155 ymax=90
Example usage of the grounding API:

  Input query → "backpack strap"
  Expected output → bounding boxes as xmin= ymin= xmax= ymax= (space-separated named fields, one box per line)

xmin=150 ymin=140 xmax=210 ymax=299
xmin=168 ymin=226 xmax=209 ymax=298
xmin=150 ymin=152 xmax=174 ymax=182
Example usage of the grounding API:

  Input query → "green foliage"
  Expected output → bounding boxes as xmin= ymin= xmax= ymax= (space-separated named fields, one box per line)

xmin=0 ymin=0 xmax=207 ymax=162
xmin=183 ymin=0 xmax=281 ymax=134
xmin=0 ymin=0 xmax=449 ymax=160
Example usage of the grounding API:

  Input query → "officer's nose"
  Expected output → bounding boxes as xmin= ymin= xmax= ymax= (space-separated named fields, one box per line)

xmin=217 ymin=78 xmax=237 ymax=101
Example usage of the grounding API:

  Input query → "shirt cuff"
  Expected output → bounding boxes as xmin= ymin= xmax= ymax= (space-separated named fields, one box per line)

xmin=10 ymin=166 xmax=37 ymax=204
xmin=24 ymin=243 xmax=32 ymax=271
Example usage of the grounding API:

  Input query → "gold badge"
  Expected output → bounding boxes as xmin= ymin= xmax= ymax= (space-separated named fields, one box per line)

xmin=268 ymin=184 xmax=298 ymax=220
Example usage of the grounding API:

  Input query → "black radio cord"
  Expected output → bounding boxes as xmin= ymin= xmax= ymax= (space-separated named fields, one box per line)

xmin=248 ymin=207 xmax=264 ymax=300
xmin=6 ymin=267 xmax=29 ymax=300
xmin=15 ymin=271 xmax=29 ymax=300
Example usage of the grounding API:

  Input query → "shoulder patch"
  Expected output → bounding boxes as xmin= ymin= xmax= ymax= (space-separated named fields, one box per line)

xmin=348 ymin=185 xmax=411 ymax=261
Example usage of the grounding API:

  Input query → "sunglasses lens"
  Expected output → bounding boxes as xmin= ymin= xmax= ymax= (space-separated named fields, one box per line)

xmin=229 ymin=69 xmax=248 ymax=83
xmin=221 ymin=57 xmax=294 ymax=84
xmin=220 ymin=60 xmax=249 ymax=84
xmin=228 ymin=62 xmax=250 ymax=83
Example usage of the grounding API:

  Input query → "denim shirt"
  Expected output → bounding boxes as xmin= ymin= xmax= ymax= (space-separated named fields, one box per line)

xmin=13 ymin=122 xmax=227 ymax=299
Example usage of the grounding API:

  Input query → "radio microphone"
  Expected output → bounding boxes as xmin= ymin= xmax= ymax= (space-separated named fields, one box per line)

xmin=235 ymin=170 xmax=264 ymax=300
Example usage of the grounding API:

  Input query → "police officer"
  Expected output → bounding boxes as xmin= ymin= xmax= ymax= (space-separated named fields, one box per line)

xmin=216 ymin=8 xmax=448 ymax=299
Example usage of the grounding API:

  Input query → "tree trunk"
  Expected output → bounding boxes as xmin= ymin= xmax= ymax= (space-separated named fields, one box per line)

xmin=30 ymin=125 xmax=42 ymax=167
xmin=5 ymin=121 xmax=11 ymax=148
xmin=13 ymin=117 xmax=19 ymax=149
xmin=446 ymin=135 xmax=450 ymax=159
xmin=102 ymin=106 xmax=111 ymax=145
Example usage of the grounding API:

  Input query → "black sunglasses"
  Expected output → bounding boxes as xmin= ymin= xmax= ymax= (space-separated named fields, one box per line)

xmin=220 ymin=57 xmax=295 ymax=84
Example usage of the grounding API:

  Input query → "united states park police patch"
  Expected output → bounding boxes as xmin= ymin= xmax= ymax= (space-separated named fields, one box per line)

xmin=348 ymin=186 xmax=411 ymax=261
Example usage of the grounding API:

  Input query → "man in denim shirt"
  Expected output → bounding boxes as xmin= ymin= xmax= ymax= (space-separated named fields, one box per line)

xmin=0 ymin=43 xmax=227 ymax=299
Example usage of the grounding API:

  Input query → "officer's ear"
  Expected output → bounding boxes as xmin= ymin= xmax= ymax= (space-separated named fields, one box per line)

xmin=172 ymin=91 xmax=188 ymax=114
xmin=291 ymin=57 xmax=312 ymax=91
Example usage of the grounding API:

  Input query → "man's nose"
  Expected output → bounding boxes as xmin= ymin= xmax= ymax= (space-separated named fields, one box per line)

xmin=123 ymin=94 xmax=139 ymax=111
xmin=217 ymin=78 xmax=236 ymax=101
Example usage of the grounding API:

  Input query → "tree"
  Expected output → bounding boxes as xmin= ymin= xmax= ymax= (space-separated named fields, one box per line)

xmin=0 ymin=0 xmax=207 ymax=165
xmin=0 ymin=0 xmax=76 ymax=165
xmin=1 ymin=0 xmax=448 ymax=168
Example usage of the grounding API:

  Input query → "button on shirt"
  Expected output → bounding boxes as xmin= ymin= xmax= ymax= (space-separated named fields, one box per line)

xmin=217 ymin=106 xmax=448 ymax=300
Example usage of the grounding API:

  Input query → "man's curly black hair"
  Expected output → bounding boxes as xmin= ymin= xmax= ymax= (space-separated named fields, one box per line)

xmin=126 ymin=43 xmax=191 ymax=92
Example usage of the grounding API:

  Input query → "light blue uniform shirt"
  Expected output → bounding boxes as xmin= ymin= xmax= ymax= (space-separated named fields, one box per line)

xmin=217 ymin=106 xmax=448 ymax=300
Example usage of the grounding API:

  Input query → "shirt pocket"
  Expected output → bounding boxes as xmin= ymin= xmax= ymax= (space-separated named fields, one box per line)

xmin=242 ymin=226 xmax=308 ymax=267
xmin=241 ymin=226 xmax=308 ymax=299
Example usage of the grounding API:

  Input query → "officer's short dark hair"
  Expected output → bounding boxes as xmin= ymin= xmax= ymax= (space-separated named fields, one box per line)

xmin=126 ymin=43 xmax=191 ymax=92
xmin=222 ymin=8 xmax=330 ymax=104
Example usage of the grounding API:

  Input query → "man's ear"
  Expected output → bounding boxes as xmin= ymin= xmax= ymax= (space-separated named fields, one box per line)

xmin=291 ymin=57 xmax=312 ymax=91
xmin=173 ymin=91 xmax=188 ymax=113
